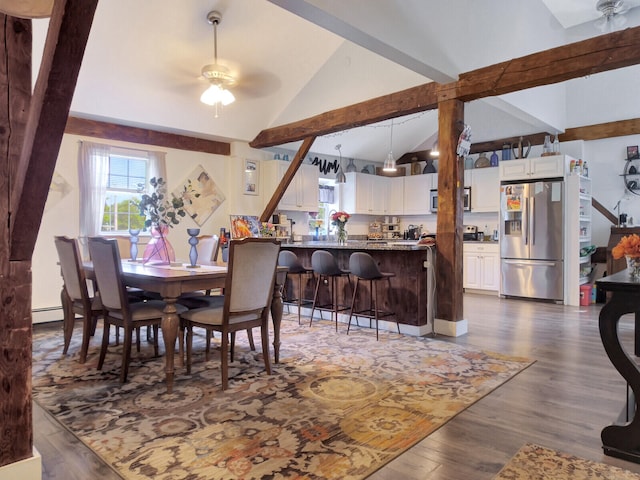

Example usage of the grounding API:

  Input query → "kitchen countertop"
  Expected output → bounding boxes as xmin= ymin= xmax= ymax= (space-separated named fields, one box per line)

xmin=282 ymin=240 xmax=434 ymax=251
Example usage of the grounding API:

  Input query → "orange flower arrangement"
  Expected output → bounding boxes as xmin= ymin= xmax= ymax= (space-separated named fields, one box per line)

xmin=612 ymin=234 xmax=640 ymax=259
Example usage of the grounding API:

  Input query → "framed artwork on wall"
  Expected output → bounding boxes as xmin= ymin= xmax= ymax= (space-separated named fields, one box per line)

xmin=627 ymin=145 xmax=639 ymax=160
xmin=173 ymin=165 xmax=226 ymax=226
xmin=243 ymin=159 xmax=259 ymax=195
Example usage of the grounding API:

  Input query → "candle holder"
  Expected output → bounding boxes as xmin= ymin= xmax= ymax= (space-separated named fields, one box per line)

xmin=187 ymin=228 xmax=201 ymax=267
xmin=128 ymin=229 xmax=140 ymax=262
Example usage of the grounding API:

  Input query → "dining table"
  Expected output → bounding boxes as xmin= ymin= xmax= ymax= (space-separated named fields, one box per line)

xmin=82 ymin=260 xmax=287 ymax=393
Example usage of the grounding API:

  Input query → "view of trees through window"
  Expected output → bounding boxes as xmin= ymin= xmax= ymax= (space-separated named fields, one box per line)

xmin=101 ymin=154 xmax=148 ymax=233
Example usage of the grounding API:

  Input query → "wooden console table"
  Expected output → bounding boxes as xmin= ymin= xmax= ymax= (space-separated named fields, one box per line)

xmin=596 ymin=270 xmax=640 ymax=463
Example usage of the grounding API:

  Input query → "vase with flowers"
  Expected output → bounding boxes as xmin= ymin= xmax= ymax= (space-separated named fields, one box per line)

xmin=135 ymin=177 xmax=197 ymax=265
xmin=331 ymin=211 xmax=351 ymax=245
xmin=612 ymin=234 xmax=640 ymax=279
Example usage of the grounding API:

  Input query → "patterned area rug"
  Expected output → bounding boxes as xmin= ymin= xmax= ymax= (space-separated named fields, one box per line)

xmin=494 ymin=444 xmax=640 ymax=479
xmin=33 ymin=315 xmax=532 ymax=480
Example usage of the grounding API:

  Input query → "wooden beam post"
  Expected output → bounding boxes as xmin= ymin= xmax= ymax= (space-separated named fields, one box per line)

xmin=435 ymin=99 xmax=465 ymax=328
xmin=0 ymin=13 xmax=33 ymax=468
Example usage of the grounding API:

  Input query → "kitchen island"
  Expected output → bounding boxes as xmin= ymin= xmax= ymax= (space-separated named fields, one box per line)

xmin=281 ymin=241 xmax=435 ymax=332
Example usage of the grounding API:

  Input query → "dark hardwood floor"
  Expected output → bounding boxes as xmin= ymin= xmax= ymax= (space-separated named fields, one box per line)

xmin=33 ymin=293 xmax=640 ymax=479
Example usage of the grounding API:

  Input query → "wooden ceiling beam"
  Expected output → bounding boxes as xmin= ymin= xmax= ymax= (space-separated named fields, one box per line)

xmin=560 ymin=118 xmax=640 ymax=142
xmin=65 ymin=116 xmax=231 ymax=156
xmin=439 ymin=25 xmax=640 ymax=103
xmin=250 ymin=83 xmax=438 ymax=149
xmin=10 ymin=0 xmax=97 ymax=260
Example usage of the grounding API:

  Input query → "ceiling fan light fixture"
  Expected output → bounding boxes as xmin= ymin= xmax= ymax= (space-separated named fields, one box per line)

xmin=200 ymin=10 xmax=236 ymax=115
xmin=595 ymin=0 xmax=629 ymax=31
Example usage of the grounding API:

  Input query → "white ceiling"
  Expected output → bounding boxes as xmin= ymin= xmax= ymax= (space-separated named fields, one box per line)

xmin=29 ymin=0 xmax=640 ymax=163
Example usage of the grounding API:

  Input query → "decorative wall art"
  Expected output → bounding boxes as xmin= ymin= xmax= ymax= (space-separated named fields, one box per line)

xmin=627 ymin=145 xmax=639 ymax=160
xmin=243 ymin=159 xmax=259 ymax=195
xmin=44 ymin=171 xmax=72 ymax=212
xmin=174 ymin=165 xmax=225 ymax=226
xmin=229 ymin=215 xmax=261 ymax=238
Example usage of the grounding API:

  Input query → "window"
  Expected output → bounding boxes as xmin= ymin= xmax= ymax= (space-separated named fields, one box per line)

xmin=101 ymin=154 xmax=148 ymax=233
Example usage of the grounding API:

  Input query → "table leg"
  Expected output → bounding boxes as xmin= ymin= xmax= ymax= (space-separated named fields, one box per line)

xmin=160 ymin=296 xmax=180 ymax=393
xmin=599 ymin=292 xmax=640 ymax=462
xmin=271 ymin=271 xmax=286 ymax=364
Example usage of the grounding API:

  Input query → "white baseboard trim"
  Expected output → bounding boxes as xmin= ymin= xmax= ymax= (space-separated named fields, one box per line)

xmin=434 ymin=318 xmax=468 ymax=337
xmin=32 ymin=307 xmax=64 ymax=324
xmin=0 ymin=447 xmax=41 ymax=480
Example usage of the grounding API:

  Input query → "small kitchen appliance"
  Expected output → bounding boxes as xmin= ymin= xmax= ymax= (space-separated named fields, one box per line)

xmin=463 ymin=225 xmax=479 ymax=241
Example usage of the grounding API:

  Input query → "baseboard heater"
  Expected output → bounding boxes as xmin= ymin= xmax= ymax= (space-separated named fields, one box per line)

xmin=32 ymin=306 xmax=64 ymax=324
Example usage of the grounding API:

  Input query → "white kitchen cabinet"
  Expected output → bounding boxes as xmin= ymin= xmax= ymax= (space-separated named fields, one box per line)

xmin=265 ymin=161 xmax=319 ymax=212
xmin=463 ymin=242 xmax=500 ymax=292
xmin=499 ymin=155 xmax=566 ymax=181
xmin=387 ymin=177 xmax=404 ymax=215
xmin=470 ymin=167 xmax=500 ymax=212
xmin=342 ymin=172 xmax=389 ymax=215
xmin=403 ymin=174 xmax=435 ymax=215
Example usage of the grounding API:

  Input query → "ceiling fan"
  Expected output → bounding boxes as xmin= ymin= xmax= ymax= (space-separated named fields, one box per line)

xmin=595 ymin=0 xmax=630 ymax=31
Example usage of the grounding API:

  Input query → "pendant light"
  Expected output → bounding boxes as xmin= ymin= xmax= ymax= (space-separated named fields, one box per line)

xmin=335 ymin=144 xmax=346 ymax=184
xmin=383 ymin=119 xmax=397 ymax=172
xmin=430 ymin=137 xmax=439 ymax=157
xmin=200 ymin=11 xmax=236 ymax=118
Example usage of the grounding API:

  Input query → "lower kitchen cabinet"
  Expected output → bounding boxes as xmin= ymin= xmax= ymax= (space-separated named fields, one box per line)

xmin=463 ymin=242 xmax=500 ymax=292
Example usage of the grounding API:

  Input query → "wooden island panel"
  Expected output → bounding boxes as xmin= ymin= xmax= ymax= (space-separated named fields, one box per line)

xmin=281 ymin=243 xmax=434 ymax=327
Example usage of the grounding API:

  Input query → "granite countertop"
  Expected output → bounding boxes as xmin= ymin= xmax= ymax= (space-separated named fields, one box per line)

xmin=282 ymin=240 xmax=434 ymax=251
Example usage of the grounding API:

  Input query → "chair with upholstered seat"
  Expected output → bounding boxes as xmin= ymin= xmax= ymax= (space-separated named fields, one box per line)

xmin=278 ymin=250 xmax=314 ymax=325
xmin=55 ymin=236 xmax=103 ymax=363
xmin=310 ymin=250 xmax=352 ymax=331
xmin=347 ymin=252 xmax=399 ymax=340
xmin=179 ymin=237 xmax=280 ymax=390
xmin=88 ymin=236 xmax=187 ymax=382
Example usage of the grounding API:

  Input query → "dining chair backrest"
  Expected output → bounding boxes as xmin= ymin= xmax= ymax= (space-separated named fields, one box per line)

xmin=55 ymin=236 xmax=89 ymax=303
xmin=278 ymin=250 xmax=307 ymax=274
xmin=225 ymin=237 xmax=280 ymax=317
xmin=104 ymin=236 xmax=131 ymax=260
xmin=88 ymin=237 xmax=127 ymax=313
xmin=197 ymin=234 xmax=219 ymax=262
xmin=311 ymin=250 xmax=343 ymax=276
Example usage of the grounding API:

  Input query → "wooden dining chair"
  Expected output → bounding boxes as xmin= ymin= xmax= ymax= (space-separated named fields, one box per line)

xmin=88 ymin=236 xmax=187 ymax=382
xmin=54 ymin=236 xmax=103 ymax=363
xmin=179 ymin=237 xmax=280 ymax=390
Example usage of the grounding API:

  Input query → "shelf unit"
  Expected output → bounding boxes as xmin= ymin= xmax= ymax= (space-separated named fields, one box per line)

xmin=621 ymin=158 xmax=640 ymax=196
xmin=566 ymin=173 xmax=592 ymax=306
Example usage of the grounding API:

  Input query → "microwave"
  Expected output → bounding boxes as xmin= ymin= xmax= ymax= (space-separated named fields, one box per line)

xmin=430 ymin=187 xmax=471 ymax=213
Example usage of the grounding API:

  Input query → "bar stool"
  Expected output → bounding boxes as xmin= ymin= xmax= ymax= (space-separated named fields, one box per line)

xmin=278 ymin=250 xmax=314 ymax=325
xmin=347 ymin=252 xmax=399 ymax=340
xmin=310 ymin=250 xmax=351 ymax=331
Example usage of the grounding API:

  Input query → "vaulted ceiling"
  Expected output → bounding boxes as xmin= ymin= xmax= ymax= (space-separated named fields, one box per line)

xmin=31 ymin=0 xmax=640 ymax=162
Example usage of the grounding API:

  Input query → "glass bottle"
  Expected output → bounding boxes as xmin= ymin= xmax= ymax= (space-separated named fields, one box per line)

xmin=553 ymin=135 xmax=560 ymax=154
xmin=543 ymin=135 xmax=552 ymax=155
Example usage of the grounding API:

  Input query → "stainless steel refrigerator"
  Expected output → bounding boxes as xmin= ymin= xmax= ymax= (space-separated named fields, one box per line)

xmin=500 ymin=179 xmax=564 ymax=302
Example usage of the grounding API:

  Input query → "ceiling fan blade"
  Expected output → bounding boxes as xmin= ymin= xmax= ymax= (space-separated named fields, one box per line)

xmin=233 ymin=70 xmax=281 ymax=99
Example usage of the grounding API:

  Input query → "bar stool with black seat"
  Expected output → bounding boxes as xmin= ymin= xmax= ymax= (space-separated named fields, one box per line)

xmin=310 ymin=250 xmax=351 ymax=331
xmin=278 ymin=250 xmax=314 ymax=325
xmin=347 ymin=252 xmax=399 ymax=340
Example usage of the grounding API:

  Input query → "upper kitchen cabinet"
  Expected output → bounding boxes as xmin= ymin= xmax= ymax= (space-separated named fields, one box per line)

xmin=387 ymin=177 xmax=404 ymax=215
xmin=342 ymin=172 xmax=389 ymax=215
xmin=499 ymin=155 xmax=566 ymax=181
xmin=403 ymin=174 xmax=436 ymax=215
xmin=264 ymin=161 xmax=319 ymax=212
xmin=470 ymin=168 xmax=500 ymax=212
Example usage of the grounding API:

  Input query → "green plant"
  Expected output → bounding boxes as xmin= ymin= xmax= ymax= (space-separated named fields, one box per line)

xmin=135 ymin=177 xmax=198 ymax=229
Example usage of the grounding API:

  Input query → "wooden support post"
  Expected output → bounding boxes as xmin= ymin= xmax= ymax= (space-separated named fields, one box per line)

xmin=435 ymin=99 xmax=465 ymax=333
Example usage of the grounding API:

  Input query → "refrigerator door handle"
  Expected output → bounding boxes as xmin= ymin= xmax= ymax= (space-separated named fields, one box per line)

xmin=503 ymin=259 xmax=558 ymax=267
xmin=524 ymin=197 xmax=529 ymax=245
xmin=530 ymin=196 xmax=535 ymax=245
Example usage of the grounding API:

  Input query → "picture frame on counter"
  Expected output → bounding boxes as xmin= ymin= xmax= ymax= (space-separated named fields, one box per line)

xmin=243 ymin=159 xmax=259 ymax=195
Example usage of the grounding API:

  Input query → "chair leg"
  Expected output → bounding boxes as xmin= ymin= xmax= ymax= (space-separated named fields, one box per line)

xmin=221 ymin=332 xmax=229 ymax=390
xmin=121 ymin=326 xmax=133 ymax=382
xmin=79 ymin=311 xmax=92 ymax=364
xmin=310 ymin=274 xmax=323 ymax=326
xmin=347 ymin=278 xmax=360 ymax=335
xmin=261 ymin=323 xmax=271 ymax=375
xmin=373 ymin=281 xmax=380 ymax=341
xmin=153 ymin=324 xmax=159 ymax=356
xmin=61 ymin=289 xmax=73 ymax=355
xmin=136 ymin=326 xmax=141 ymax=352
xmin=247 ymin=329 xmax=256 ymax=351
xmin=230 ymin=332 xmax=236 ymax=361
xmin=186 ymin=325 xmax=193 ymax=375
xmin=297 ymin=273 xmax=303 ymax=325
xmin=97 ymin=321 xmax=110 ymax=371
xmin=205 ymin=329 xmax=211 ymax=362
xmin=331 ymin=276 xmax=338 ymax=331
